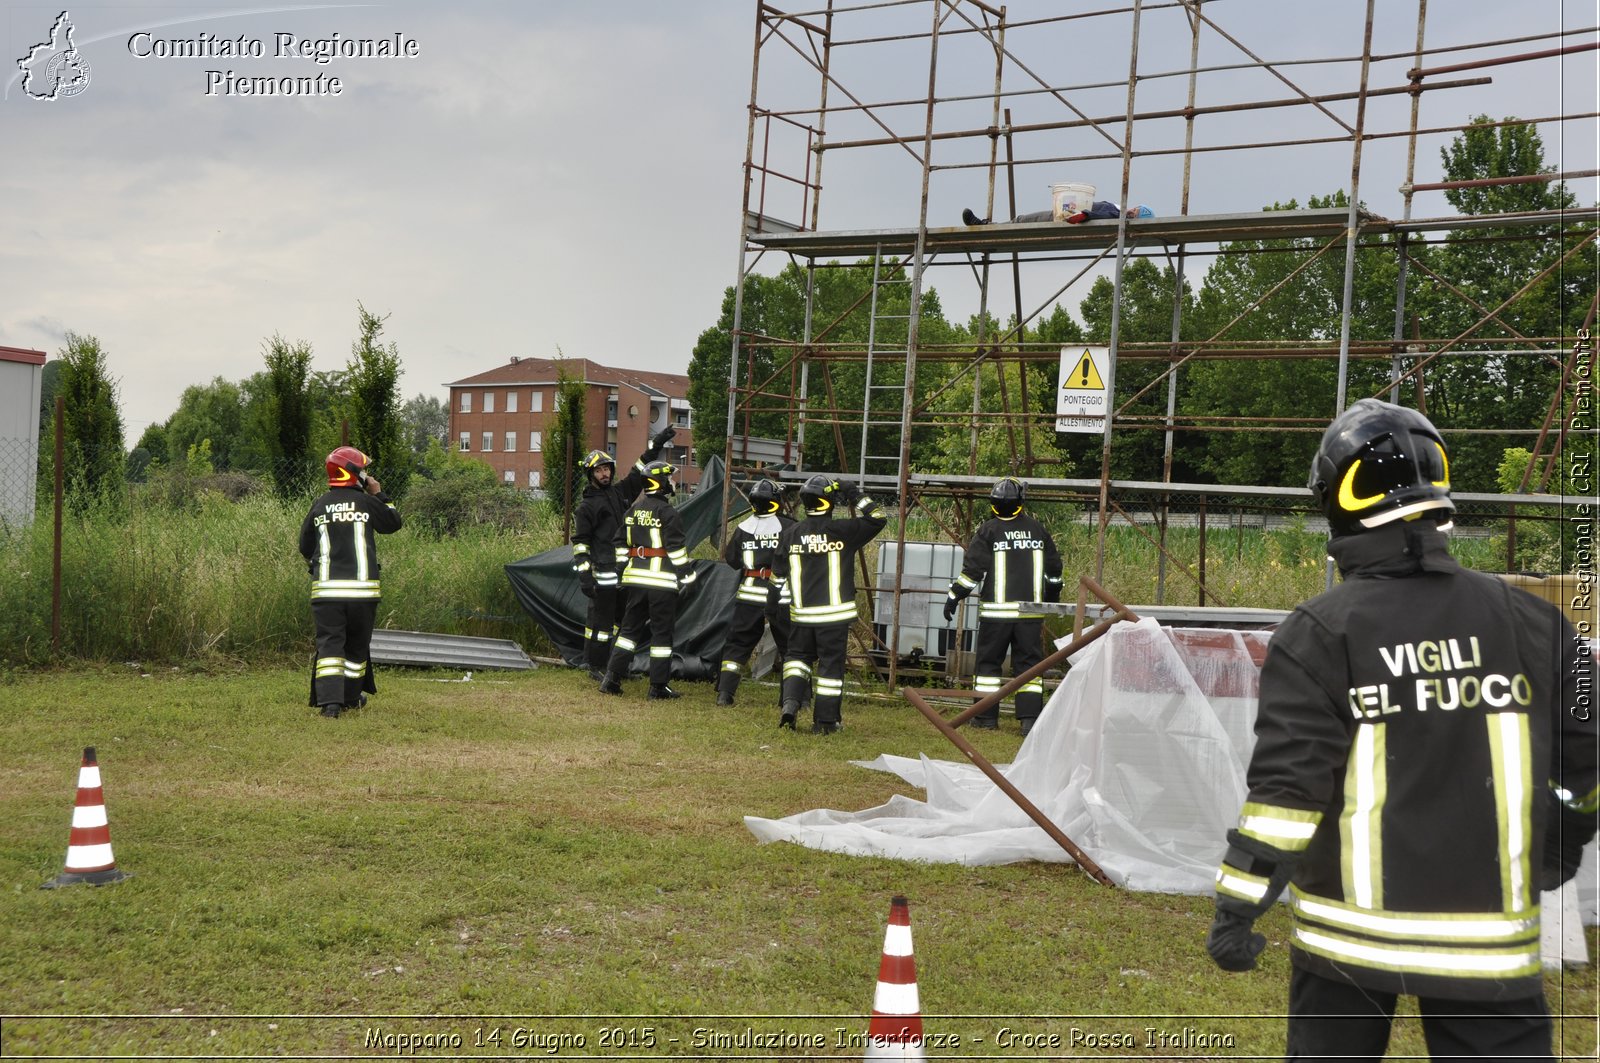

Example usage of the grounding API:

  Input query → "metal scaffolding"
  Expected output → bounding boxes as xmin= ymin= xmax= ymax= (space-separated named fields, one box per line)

xmin=720 ymin=0 xmax=1599 ymax=691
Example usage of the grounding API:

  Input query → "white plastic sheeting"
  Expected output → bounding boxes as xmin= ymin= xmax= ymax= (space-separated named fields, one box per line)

xmin=746 ymin=619 xmax=1267 ymax=893
xmin=746 ymin=618 xmax=1599 ymax=921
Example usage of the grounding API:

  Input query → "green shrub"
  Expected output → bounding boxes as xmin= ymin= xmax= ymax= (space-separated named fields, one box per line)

xmin=405 ymin=440 xmax=534 ymax=536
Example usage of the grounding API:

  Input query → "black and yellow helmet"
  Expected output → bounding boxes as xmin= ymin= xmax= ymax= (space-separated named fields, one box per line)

xmin=580 ymin=449 xmax=615 ymax=482
xmin=989 ymin=476 xmax=1025 ymax=519
xmin=643 ymin=460 xmax=677 ymax=497
xmin=748 ymin=478 xmax=781 ymax=515
xmin=1309 ymin=399 xmax=1452 ymax=537
xmin=798 ymin=473 xmax=840 ymax=515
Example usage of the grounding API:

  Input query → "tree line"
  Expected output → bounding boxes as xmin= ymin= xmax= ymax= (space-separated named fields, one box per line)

xmin=38 ymin=303 xmax=440 ymax=509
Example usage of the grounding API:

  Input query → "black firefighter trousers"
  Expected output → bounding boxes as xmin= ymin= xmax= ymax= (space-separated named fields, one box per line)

xmin=974 ymin=617 xmax=1045 ymax=725
xmin=583 ymin=581 xmax=624 ymax=672
xmin=1285 ymin=965 xmax=1553 ymax=1062
xmin=607 ymin=586 xmax=679 ymax=687
xmin=309 ymin=599 xmax=379 ymax=709
xmin=718 ymin=599 xmax=791 ymax=703
xmin=782 ymin=621 xmax=848 ymax=726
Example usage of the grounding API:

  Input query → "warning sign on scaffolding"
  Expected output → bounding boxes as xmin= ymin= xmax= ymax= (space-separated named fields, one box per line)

xmin=1055 ymin=345 xmax=1109 ymax=434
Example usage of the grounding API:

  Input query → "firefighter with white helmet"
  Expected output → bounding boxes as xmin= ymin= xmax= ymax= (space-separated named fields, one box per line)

xmin=298 ymin=446 xmax=403 ymax=718
xmin=1206 ymin=399 xmax=1597 ymax=1057
xmin=599 ymin=459 xmax=697 ymax=699
xmin=571 ymin=427 xmax=676 ymax=678
xmin=771 ymin=474 xmax=887 ymax=733
xmin=942 ymin=476 xmax=1064 ymax=734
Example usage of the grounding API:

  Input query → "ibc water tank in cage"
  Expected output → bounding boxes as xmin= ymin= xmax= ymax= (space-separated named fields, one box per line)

xmin=872 ymin=541 xmax=978 ymax=669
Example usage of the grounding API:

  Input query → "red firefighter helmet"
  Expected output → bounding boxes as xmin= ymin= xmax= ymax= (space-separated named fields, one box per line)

xmin=326 ymin=446 xmax=370 ymax=488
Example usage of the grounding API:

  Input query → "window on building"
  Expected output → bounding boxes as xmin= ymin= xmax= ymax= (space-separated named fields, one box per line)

xmin=504 ymin=470 xmax=515 ymax=484
xmin=528 ymin=470 xmax=541 ymax=489
xmin=673 ymin=408 xmax=691 ymax=428
xmin=530 ymin=431 xmax=542 ymax=452
xmin=458 ymin=431 xmax=470 ymax=452
xmin=484 ymin=392 xmax=495 ymax=414
xmin=530 ymin=390 xmax=543 ymax=412
xmin=481 ymin=432 xmax=493 ymax=452
xmin=507 ymin=391 xmax=518 ymax=413
xmin=505 ymin=432 xmax=516 ymax=452
xmin=459 ymin=392 xmax=472 ymax=413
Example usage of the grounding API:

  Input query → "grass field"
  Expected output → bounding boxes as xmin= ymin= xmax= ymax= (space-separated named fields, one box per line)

xmin=1 ymin=665 xmax=1595 ymax=1059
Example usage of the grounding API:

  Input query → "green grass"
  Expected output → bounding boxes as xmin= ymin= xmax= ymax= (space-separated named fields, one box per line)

xmin=1 ymin=667 xmax=1595 ymax=1058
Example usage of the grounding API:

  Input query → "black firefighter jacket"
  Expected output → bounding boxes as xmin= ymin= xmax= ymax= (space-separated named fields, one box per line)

xmin=1217 ymin=522 xmax=1598 ymax=1001
xmin=298 ymin=486 xmax=403 ymax=600
xmin=773 ymin=495 xmax=887 ymax=626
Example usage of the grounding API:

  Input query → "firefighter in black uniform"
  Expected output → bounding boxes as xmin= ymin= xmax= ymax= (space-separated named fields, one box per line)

xmin=572 ymin=427 xmax=676 ymax=679
xmin=599 ymin=460 xmax=697 ymax=700
xmin=1205 ymin=399 xmax=1598 ymax=1059
xmin=716 ymin=479 xmax=795 ymax=707
xmin=942 ymin=477 xmax=1064 ymax=734
xmin=772 ymin=475 xmax=887 ymax=733
xmin=299 ymin=446 xmax=403 ymax=718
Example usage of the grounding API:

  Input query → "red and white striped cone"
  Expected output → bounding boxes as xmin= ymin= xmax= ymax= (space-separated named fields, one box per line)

xmin=864 ymin=895 xmax=924 ymax=1061
xmin=42 ymin=747 xmax=130 ymax=889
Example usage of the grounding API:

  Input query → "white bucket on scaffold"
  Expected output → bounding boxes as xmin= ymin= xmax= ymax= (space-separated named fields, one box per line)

xmin=1050 ymin=181 xmax=1096 ymax=220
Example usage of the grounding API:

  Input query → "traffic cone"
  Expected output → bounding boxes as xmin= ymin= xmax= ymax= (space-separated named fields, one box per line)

xmin=864 ymin=895 xmax=924 ymax=1061
xmin=42 ymin=747 xmax=130 ymax=889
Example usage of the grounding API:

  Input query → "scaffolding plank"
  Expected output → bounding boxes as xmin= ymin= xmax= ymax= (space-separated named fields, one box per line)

xmin=747 ymin=208 xmax=1387 ymax=259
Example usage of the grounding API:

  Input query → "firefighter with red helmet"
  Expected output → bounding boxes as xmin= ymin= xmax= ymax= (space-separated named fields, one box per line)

xmin=1206 ymin=400 xmax=1598 ymax=1057
xmin=942 ymin=477 xmax=1064 ymax=734
xmin=298 ymin=446 xmax=403 ymax=718
xmin=715 ymin=478 xmax=795 ymax=707
xmin=571 ymin=427 xmax=676 ymax=678
xmin=599 ymin=459 xmax=696 ymax=699
xmin=771 ymin=474 xmax=887 ymax=733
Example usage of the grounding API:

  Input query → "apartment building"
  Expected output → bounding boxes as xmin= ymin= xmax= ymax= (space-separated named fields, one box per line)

xmin=445 ymin=356 xmax=698 ymax=493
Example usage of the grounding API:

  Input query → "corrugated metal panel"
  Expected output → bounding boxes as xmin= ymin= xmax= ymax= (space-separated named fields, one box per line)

xmin=369 ymin=630 xmax=536 ymax=671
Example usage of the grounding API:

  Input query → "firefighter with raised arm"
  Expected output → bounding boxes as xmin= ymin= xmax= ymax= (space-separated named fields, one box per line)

xmin=715 ymin=478 xmax=795 ymax=708
xmin=771 ymin=475 xmax=887 ymax=733
xmin=598 ymin=460 xmax=697 ymax=700
xmin=299 ymin=446 xmax=403 ymax=719
xmin=571 ymin=426 xmax=676 ymax=679
xmin=942 ymin=477 xmax=1063 ymax=735
xmin=1206 ymin=399 xmax=1598 ymax=1059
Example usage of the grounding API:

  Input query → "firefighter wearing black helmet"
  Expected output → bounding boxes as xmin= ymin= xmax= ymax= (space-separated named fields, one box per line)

xmin=298 ymin=446 xmax=403 ymax=718
xmin=771 ymin=474 xmax=887 ymax=733
xmin=599 ymin=460 xmax=697 ymax=700
xmin=942 ymin=477 xmax=1063 ymax=734
xmin=1206 ymin=399 xmax=1597 ymax=1058
xmin=715 ymin=479 xmax=795 ymax=707
xmin=571 ymin=427 xmax=676 ymax=678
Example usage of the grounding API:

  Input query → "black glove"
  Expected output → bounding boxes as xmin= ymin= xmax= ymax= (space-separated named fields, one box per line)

xmin=942 ymin=596 xmax=959 ymax=623
xmin=1042 ymin=580 xmax=1062 ymax=604
xmin=1205 ymin=909 xmax=1266 ymax=972
xmin=652 ymin=426 xmax=676 ymax=449
xmin=578 ymin=570 xmax=596 ymax=600
xmin=1541 ymin=801 xmax=1595 ymax=891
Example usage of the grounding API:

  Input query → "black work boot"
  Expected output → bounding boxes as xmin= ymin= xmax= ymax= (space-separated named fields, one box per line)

xmin=715 ymin=672 xmax=739 ymax=707
xmin=779 ymin=699 xmax=799 ymax=729
xmin=812 ymin=720 xmax=841 ymax=735
xmin=647 ymin=684 xmax=681 ymax=700
xmin=1018 ymin=716 xmax=1037 ymax=737
xmin=319 ymin=704 xmax=343 ymax=719
xmin=598 ymin=672 xmax=624 ymax=695
xmin=973 ymin=714 xmax=999 ymax=730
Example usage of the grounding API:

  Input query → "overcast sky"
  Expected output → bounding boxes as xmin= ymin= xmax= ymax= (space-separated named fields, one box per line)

xmin=3 ymin=1 xmax=1594 ymax=437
